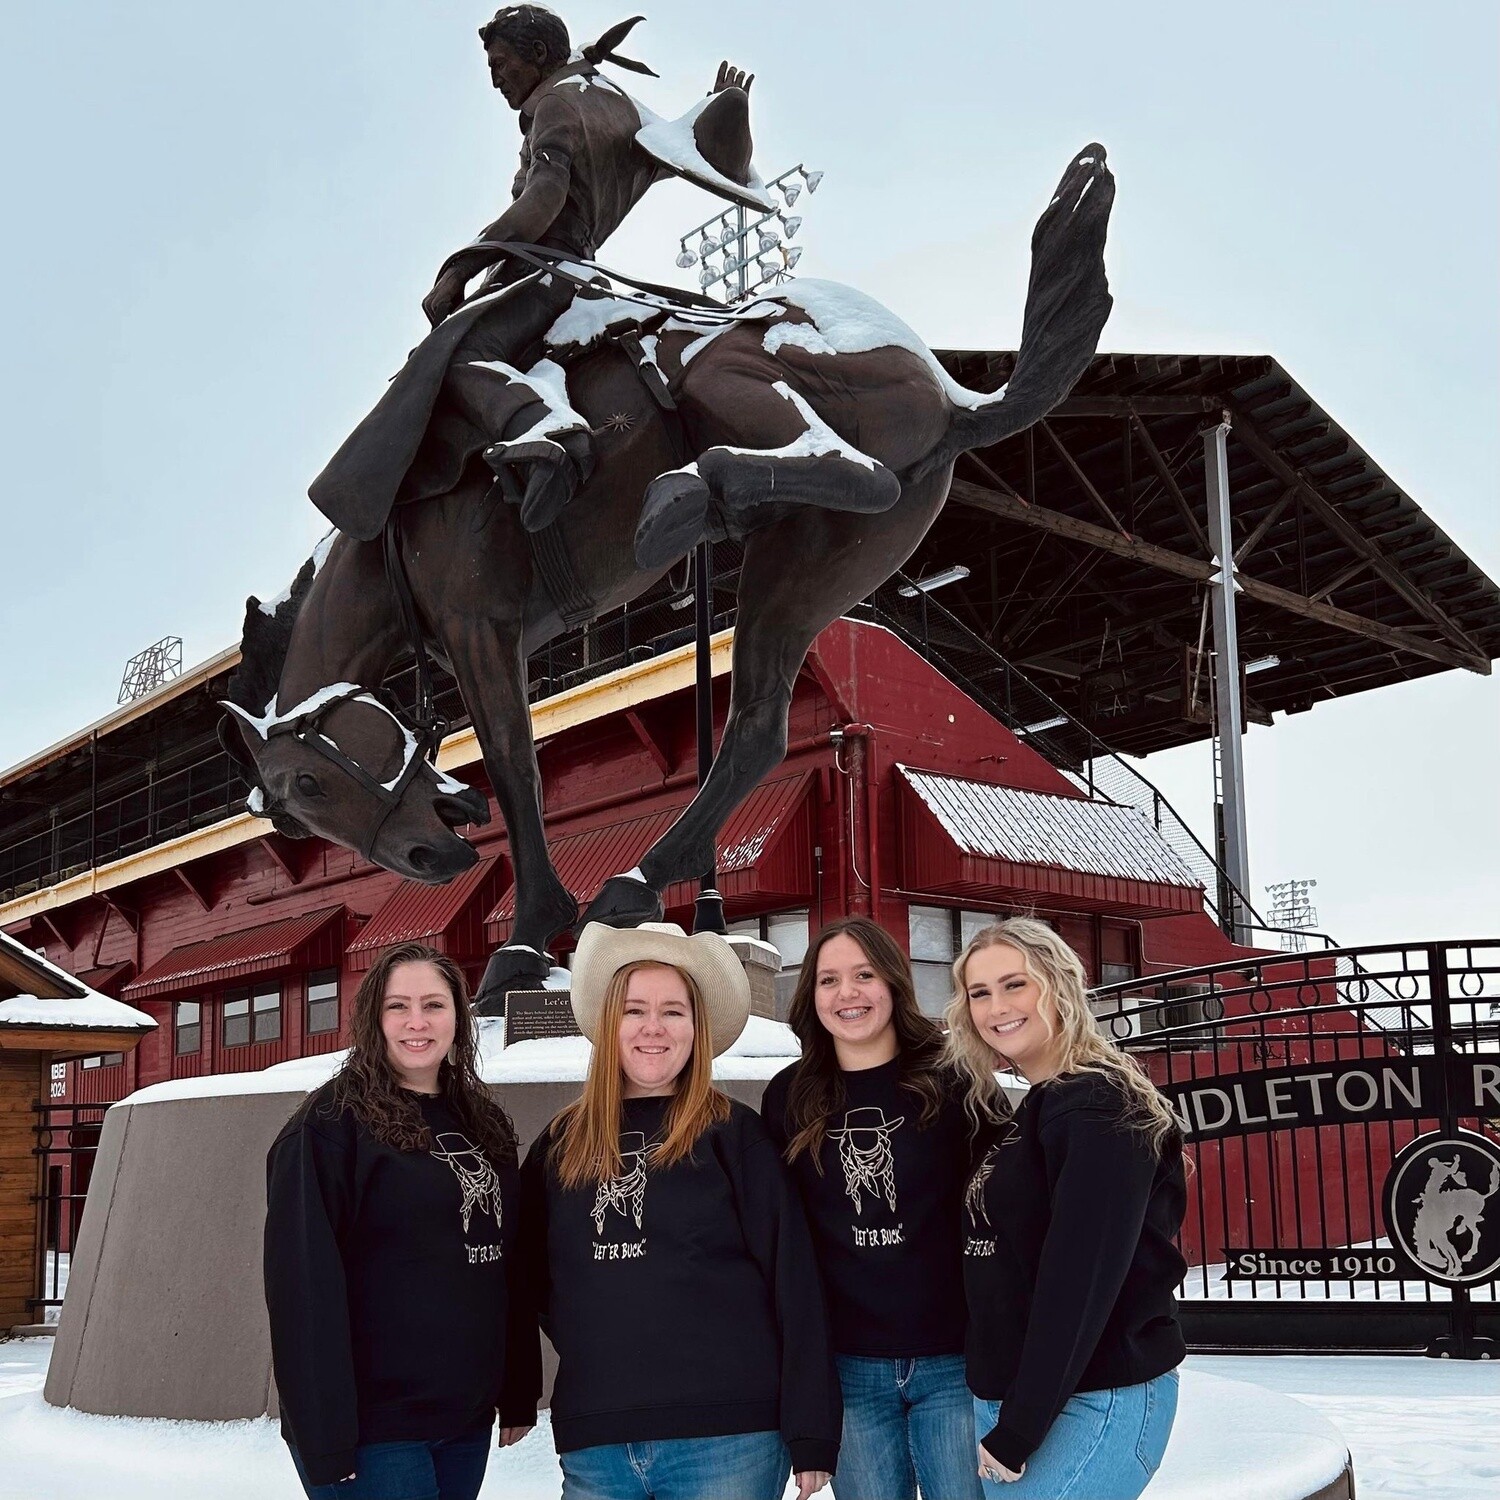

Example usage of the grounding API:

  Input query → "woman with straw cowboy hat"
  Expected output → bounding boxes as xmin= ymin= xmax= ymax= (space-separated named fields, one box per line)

xmin=514 ymin=920 xmax=842 ymax=1500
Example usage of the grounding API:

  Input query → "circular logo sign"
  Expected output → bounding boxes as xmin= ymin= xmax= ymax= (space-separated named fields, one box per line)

xmin=1383 ymin=1129 xmax=1500 ymax=1288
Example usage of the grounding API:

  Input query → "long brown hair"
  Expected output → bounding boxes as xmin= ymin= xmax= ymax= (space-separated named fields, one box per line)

xmin=781 ymin=917 xmax=955 ymax=1166
xmin=943 ymin=918 xmax=1180 ymax=1157
xmin=307 ymin=942 xmax=518 ymax=1167
xmin=550 ymin=960 xmax=731 ymax=1188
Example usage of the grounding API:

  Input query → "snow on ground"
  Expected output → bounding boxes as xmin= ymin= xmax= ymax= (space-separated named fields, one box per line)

xmin=1188 ymin=1354 xmax=1500 ymax=1500
xmin=9 ymin=1337 xmax=1488 ymax=1500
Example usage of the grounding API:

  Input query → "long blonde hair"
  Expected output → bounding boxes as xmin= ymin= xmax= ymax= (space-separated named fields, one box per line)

xmin=550 ymin=960 xmax=731 ymax=1188
xmin=942 ymin=918 xmax=1180 ymax=1158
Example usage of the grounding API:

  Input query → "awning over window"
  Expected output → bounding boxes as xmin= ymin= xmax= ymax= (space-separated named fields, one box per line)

xmin=485 ymin=774 xmax=814 ymax=944
xmin=73 ymin=961 xmax=136 ymax=996
xmin=897 ymin=766 xmax=1202 ymax=918
xmin=122 ymin=906 xmax=346 ymax=1002
xmin=347 ymin=857 xmax=506 ymax=972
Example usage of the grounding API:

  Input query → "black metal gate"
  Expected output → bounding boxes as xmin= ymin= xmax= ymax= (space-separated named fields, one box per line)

xmin=30 ymin=1103 xmax=106 ymax=1321
xmin=1090 ymin=940 xmax=1500 ymax=1357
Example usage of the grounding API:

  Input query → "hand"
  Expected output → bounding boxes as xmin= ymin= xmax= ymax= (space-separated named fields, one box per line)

xmin=712 ymin=60 xmax=754 ymax=95
xmin=794 ymin=1471 xmax=831 ymax=1500
xmin=498 ymin=1424 xmax=534 ymax=1447
xmin=977 ymin=1442 xmax=1025 ymax=1484
xmin=422 ymin=267 xmax=470 ymax=328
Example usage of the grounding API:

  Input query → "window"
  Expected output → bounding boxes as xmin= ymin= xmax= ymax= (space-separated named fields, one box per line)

xmin=175 ymin=1000 xmax=202 ymax=1056
xmin=1099 ymin=961 xmax=1136 ymax=989
xmin=306 ymin=969 xmax=339 ymax=1035
xmin=909 ymin=905 xmax=1024 ymax=1017
xmin=81 ymin=1053 xmax=123 ymax=1069
xmin=223 ymin=985 xmax=281 ymax=1047
xmin=728 ymin=909 xmax=810 ymax=1017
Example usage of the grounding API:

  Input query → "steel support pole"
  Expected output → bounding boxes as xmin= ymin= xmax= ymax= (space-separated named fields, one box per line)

xmin=692 ymin=539 xmax=726 ymax=934
xmin=1205 ymin=416 xmax=1253 ymax=943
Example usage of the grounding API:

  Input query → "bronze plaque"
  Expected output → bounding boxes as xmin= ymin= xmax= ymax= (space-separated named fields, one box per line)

xmin=503 ymin=988 xmax=581 ymax=1046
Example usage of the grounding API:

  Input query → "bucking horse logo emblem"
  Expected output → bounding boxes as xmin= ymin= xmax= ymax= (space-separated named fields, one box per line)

xmin=592 ymin=1130 xmax=651 ymax=1236
xmin=1386 ymin=1130 xmax=1500 ymax=1288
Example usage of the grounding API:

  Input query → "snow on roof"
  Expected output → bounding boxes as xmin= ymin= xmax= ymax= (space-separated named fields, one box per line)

xmin=0 ymin=931 xmax=155 ymax=1030
xmin=122 ymin=1012 xmax=799 ymax=1105
xmin=0 ymin=993 xmax=155 ymax=1031
xmin=898 ymin=765 xmax=1202 ymax=888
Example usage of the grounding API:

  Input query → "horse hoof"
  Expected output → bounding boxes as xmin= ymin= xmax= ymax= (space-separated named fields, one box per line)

xmin=635 ymin=469 xmax=710 ymax=570
xmin=474 ymin=945 xmax=552 ymax=1016
xmin=579 ymin=876 xmax=665 ymax=930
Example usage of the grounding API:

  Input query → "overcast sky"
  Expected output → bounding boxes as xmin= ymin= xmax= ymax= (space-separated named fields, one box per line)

xmin=1 ymin=1 xmax=1495 ymax=944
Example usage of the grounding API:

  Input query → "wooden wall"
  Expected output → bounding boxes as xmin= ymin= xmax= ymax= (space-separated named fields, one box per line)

xmin=0 ymin=1049 xmax=42 ymax=1329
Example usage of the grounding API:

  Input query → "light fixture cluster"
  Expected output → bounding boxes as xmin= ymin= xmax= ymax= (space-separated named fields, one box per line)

xmin=674 ymin=164 xmax=823 ymax=302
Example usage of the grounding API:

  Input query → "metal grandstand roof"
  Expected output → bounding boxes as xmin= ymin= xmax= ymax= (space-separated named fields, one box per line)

xmin=919 ymin=351 xmax=1500 ymax=757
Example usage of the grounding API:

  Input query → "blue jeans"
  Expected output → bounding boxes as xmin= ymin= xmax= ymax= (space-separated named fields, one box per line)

xmin=560 ymin=1430 xmax=790 ymax=1500
xmin=973 ymin=1370 xmax=1178 ymax=1500
xmin=833 ymin=1355 xmax=982 ymax=1500
xmin=289 ymin=1424 xmax=491 ymax=1500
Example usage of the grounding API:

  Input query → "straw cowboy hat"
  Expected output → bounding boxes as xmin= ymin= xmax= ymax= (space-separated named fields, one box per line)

xmin=570 ymin=921 xmax=751 ymax=1058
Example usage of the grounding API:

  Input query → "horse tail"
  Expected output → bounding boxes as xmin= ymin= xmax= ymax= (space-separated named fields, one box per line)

xmin=909 ymin=144 xmax=1116 ymax=485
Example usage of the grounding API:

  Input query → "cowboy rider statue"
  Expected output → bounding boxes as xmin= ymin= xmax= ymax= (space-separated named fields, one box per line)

xmin=309 ymin=7 xmax=772 ymax=545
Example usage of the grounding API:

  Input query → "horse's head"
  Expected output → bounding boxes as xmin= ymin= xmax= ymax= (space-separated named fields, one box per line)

xmin=221 ymin=685 xmax=490 ymax=882
xmin=222 ymin=548 xmax=489 ymax=884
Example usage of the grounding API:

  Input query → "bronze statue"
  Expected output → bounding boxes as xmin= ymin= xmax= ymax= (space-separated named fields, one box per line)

xmin=310 ymin=8 xmax=770 ymax=540
xmin=224 ymin=9 xmax=1117 ymax=1011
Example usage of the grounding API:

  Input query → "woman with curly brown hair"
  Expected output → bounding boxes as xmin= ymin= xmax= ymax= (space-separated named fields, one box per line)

xmin=264 ymin=941 xmax=539 ymax=1500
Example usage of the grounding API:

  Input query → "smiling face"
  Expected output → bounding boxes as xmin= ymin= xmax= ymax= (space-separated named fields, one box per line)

xmin=381 ymin=960 xmax=458 ymax=1093
xmin=964 ymin=941 xmax=1060 ymax=1081
xmin=812 ymin=932 xmax=898 ymax=1067
xmin=616 ymin=964 xmax=696 ymax=1098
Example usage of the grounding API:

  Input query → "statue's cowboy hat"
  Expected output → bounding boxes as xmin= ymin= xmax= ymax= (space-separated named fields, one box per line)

xmin=827 ymin=1106 xmax=905 ymax=1141
xmin=570 ymin=920 xmax=750 ymax=1058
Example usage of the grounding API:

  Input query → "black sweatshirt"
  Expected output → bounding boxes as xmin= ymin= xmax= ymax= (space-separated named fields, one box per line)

xmin=760 ymin=1056 xmax=971 ymax=1358
xmin=264 ymin=1082 xmax=538 ymax=1487
xmin=516 ymin=1094 xmax=842 ymax=1474
xmin=963 ymin=1071 xmax=1187 ymax=1472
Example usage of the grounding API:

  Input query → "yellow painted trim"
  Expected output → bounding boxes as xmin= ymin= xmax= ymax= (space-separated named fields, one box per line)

xmin=0 ymin=630 xmax=735 ymax=928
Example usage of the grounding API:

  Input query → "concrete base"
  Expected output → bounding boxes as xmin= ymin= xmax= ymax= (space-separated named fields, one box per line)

xmin=44 ymin=1077 xmax=770 ymax=1420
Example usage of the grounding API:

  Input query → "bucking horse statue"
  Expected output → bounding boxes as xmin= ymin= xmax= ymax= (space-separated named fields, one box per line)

xmin=220 ymin=6 xmax=1117 ymax=1010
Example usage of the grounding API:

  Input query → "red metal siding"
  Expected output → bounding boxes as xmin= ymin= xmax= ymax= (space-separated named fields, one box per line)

xmin=347 ymin=856 xmax=507 ymax=971
xmin=123 ymin=907 xmax=346 ymax=1001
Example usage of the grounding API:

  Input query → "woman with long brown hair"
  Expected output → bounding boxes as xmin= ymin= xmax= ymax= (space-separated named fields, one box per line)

xmin=264 ymin=941 xmax=537 ymax=1500
xmin=517 ymin=920 xmax=841 ymax=1500
xmin=947 ymin=918 xmax=1186 ymax=1499
xmin=762 ymin=916 xmax=1002 ymax=1500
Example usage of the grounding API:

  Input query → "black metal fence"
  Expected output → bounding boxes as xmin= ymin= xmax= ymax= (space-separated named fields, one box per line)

xmin=30 ymin=1103 xmax=107 ymax=1319
xmin=1091 ymin=940 xmax=1500 ymax=1357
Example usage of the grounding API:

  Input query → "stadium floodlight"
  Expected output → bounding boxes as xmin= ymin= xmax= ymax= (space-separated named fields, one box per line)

xmin=675 ymin=164 xmax=824 ymax=303
xmin=897 ymin=564 xmax=970 ymax=596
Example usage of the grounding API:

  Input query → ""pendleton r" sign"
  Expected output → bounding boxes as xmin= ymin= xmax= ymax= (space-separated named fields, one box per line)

xmin=1161 ymin=1055 xmax=1500 ymax=1142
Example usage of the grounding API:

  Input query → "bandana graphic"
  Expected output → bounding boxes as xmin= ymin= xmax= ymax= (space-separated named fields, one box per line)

xmin=828 ymin=1107 xmax=905 ymax=1216
xmin=431 ymin=1132 xmax=503 ymax=1235
xmin=592 ymin=1130 xmax=651 ymax=1235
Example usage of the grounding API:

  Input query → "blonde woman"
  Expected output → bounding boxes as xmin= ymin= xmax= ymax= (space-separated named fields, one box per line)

xmin=515 ymin=922 xmax=841 ymax=1500
xmin=944 ymin=918 xmax=1186 ymax=1500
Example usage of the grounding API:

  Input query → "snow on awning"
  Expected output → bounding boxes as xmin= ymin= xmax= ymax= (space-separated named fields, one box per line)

xmin=485 ymin=775 xmax=813 ymax=944
xmin=347 ymin=856 xmax=507 ymax=972
xmin=122 ymin=906 xmax=346 ymax=1002
xmin=897 ymin=766 xmax=1203 ymax=918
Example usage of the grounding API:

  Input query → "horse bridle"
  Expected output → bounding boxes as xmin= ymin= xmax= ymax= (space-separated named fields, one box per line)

xmin=261 ymin=682 xmax=443 ymax=863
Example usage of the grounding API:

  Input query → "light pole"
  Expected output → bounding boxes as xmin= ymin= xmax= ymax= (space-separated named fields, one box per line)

xmin=672 ymin=165 xmax=823 ymax=934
